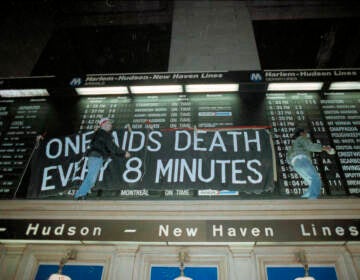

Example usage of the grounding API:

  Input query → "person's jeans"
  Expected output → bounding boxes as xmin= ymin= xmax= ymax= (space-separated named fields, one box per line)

xmin=291 ymin=155 xmax=322 ymax=199
xmin=74 ymin=156 xmax=103 ymax=198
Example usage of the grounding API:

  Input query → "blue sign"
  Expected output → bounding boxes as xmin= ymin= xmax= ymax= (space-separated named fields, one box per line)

xmin=35 ymin=265 xmax=103 ymax=280
xmin=267 ymin=266 xmax=337 ymax=280
xmin=69 ymin=77 xmax=83 ymax=87
xmin=250 ymin=72 xmax=263 ymax=82
xmin=151 ymin=266 xmax=218 ymax=280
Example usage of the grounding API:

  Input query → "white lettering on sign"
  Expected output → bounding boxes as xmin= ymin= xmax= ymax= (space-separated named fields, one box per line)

xmin=212 ymin=224 xmax=274 ymax=238
xmin=300 ymin=224 xmax=359 ymax=237
xmin=25 ymin=223 xmax=102 ymax=237
xmin=174 ymin=130 xmax=261 ymax=152
xmin=155 ymin=158 xmax=262 ymax=184
xmin=158 ymin=224 xmax=198 ymax=237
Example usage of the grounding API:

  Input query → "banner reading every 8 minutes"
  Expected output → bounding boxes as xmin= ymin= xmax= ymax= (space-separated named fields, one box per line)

xmin=28 ymin=128 xmax=275 ymax=198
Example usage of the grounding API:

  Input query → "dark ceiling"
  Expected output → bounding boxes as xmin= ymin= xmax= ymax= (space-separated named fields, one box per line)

xmin=32 ymin=24 xmax=172 ymax=75
xmin=1 ymin=0 xmax=360 ymax=76
xmin=253 ymin=17 xmax=360 ymax=69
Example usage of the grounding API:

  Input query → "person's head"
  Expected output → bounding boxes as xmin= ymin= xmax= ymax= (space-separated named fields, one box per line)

xmin=292 ymin=127 xmax=308 ymax=140
xmin=98 ymin=117 xmax=112 ymax=132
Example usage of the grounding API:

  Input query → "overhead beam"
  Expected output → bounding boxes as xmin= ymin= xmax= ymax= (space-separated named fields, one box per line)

xmin=246 ymin=0 xmax=360 ymax=20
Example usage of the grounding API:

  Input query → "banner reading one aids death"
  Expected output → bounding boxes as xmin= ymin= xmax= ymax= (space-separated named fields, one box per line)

xmin=27 ymin=128 xmax=275 ymax=198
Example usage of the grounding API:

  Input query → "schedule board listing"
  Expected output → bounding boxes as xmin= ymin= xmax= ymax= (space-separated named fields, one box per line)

xmin=0 ymin=91 xmax=359 ymax=199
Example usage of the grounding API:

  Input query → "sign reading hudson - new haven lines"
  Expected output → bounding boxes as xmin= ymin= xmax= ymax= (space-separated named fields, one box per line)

xmin=0 ymin=219 xmax=359 ymax=242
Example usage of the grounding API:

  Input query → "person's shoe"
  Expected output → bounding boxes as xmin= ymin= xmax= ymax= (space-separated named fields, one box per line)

xmin=301 ymin=192 xmax=311 ymax=198
xmin=73 ymin=193 xmax=86 ymax=200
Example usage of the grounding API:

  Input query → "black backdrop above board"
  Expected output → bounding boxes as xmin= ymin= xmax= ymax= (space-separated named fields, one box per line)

xmin=0 ymin=91 xmax=359 ymax=200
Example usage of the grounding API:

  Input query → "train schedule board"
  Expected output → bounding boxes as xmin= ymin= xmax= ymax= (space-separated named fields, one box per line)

xmin=0 ymin=91 xmax=359 ymax=200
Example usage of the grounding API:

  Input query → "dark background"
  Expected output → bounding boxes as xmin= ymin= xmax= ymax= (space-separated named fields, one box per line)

xmin=0 ymin=0 xmax=359 ymax=76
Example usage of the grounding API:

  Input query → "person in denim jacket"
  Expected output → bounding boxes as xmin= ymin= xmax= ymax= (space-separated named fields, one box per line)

xmin=287 ymin=128 xmax=333 ymax=199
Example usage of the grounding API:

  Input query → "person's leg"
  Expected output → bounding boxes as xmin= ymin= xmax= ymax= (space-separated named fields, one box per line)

xmin=301 ymin=190 xmax=311 ymax=198
xmin=292 ymin=157 xmax=322 ymax=199
xmin=74 ymin=157 xmax=103 ymax=199
xmin=307 ymin=168 xmax=322 ymax=199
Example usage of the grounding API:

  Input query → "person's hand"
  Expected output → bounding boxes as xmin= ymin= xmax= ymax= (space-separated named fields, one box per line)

xmin=125 ymin=152 xmax=131 ymax=158
xmin=323 ymin=145 xmax=336 ymax=155
xmin=322 ymin=145 xmax=331 ymax=151
xmin=36 ymin=135 xmax=44 ymax=142
xmin=125 ymin=123 xmax=132 ymax=132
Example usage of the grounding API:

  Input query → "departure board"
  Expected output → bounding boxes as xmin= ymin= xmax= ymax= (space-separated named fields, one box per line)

xmin=0 ymin=98 xmax=50 ymax=198
xmin=0 ymin=91 xmax=359 ymax=200
xmin=322 ymin=92 xmax=360 ymax=195
xmin=266 ymin=91 xmax=360 ymax=197
xmin=76 ymin=94 xmax=250 ymax=133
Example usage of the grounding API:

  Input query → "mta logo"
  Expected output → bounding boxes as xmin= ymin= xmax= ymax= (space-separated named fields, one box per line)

xmin=69 ymin=77 xmax=82 ymax=87
xmin=250 ymin=72 xmax=263 ymax=82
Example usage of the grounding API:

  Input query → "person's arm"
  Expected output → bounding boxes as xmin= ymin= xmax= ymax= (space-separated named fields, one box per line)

xmin=35 ymin=134 xmax=44 ymax=149
xmin=105 ymin=134 xmax=131 ymax=158
xmin=303 ymin=138 xmax=331 ymax=153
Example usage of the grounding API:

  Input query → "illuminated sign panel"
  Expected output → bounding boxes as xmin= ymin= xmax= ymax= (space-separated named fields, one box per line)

xmin=0 ymin=70 xmax=359 ymax=200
